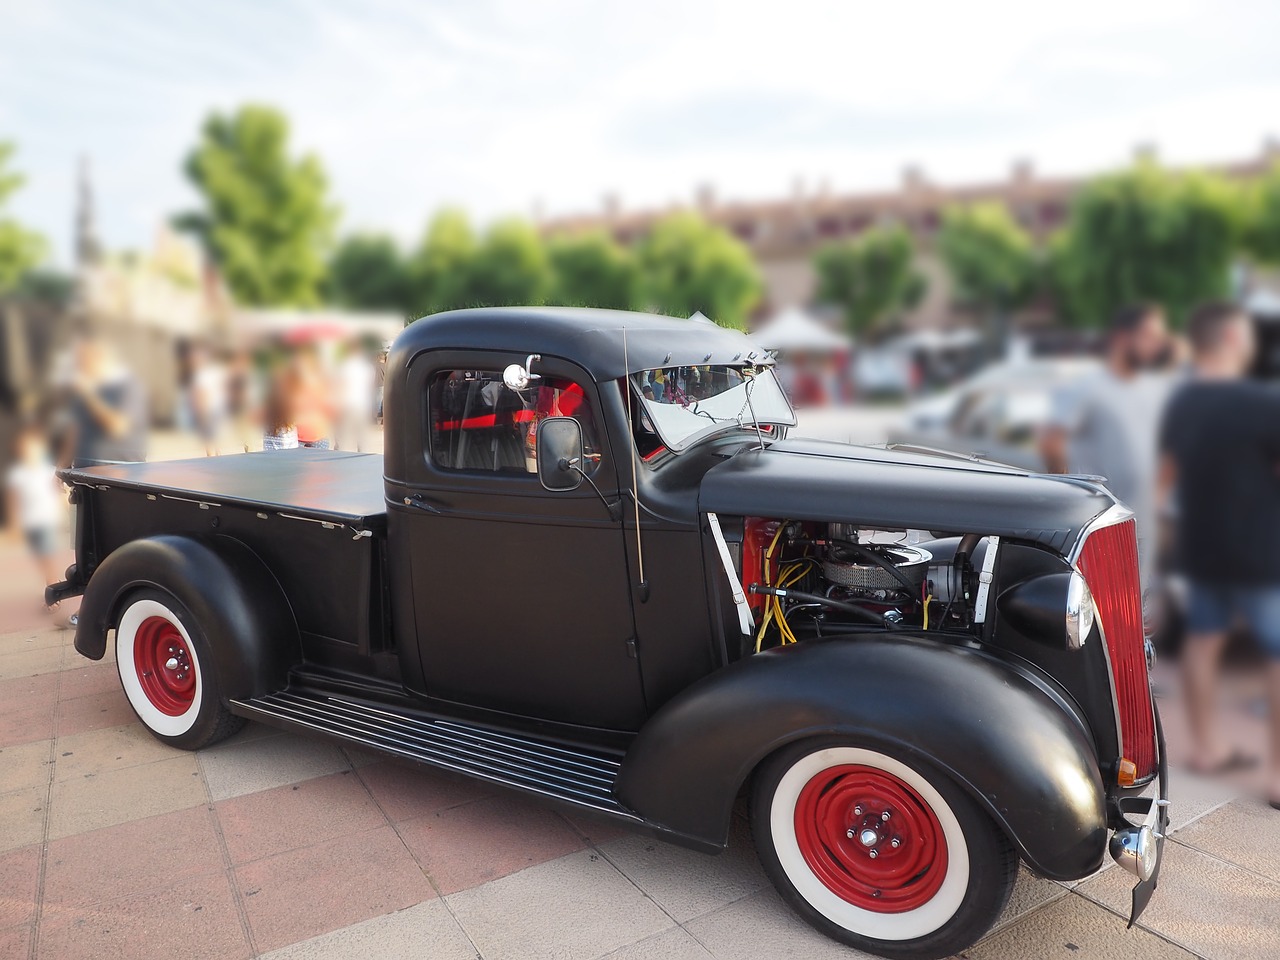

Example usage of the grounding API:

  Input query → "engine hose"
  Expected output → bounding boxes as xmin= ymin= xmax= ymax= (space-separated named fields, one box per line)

xmin=749 ymin=584 xmax=891 ymax=626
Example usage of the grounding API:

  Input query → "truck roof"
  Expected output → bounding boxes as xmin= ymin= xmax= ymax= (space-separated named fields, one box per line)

xmin=391 ymin=307 xmax=768 ymax=382
xmin=60 ymin=449 xmax=386 ymax=530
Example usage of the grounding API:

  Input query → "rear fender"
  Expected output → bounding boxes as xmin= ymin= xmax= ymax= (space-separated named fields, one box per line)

xmin=73 ymin=535 xmax=299 ymax=702
xmin=616 ymin=637 xmax=1107 ymax=879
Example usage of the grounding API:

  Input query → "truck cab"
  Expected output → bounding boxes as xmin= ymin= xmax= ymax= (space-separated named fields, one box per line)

xmin=51 ymin=307 xmax=1168 ymax=960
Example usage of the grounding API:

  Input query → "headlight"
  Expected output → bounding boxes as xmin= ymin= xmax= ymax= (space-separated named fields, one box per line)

xmin=1066 ymin=570 xmax=1095 ymax=649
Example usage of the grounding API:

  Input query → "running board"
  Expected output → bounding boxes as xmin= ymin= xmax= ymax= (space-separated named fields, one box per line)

xmin=232 ymin=690 xmax=638 ymax=820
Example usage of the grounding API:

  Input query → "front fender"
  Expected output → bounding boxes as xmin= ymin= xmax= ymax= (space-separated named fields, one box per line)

xmin=617 ymin=637 xmax=1107 ymax=880
xmin=73 ymin=534 xmax=299 ymax=702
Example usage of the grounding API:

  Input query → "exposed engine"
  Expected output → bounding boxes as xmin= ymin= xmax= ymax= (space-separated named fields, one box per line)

xmin=740 ymin=518 xmax=983 ymax=652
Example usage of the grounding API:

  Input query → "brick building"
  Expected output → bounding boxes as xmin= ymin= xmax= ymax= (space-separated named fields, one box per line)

xmin=541 ymin=142 xmax=1280 ymax=328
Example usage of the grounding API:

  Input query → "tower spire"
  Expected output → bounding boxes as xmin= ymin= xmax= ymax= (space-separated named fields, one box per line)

xmin=75 ymin=155 xmax=102 ymax=268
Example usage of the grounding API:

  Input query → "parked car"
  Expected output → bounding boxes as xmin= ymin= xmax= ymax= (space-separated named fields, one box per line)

xmin=890 ymin=357 xmax=1100 ymax=470
xmin=49 ymin=308 xmax=1166 ymax=960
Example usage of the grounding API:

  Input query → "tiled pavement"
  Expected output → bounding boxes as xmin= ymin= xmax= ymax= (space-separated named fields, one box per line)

xmin=2 ymin=611 xmax=1279 ymax=959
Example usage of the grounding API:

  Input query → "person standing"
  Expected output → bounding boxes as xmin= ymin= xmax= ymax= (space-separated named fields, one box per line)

xmin=59 ymin=335 xmax=147 ymax=467
xmin=1041 ymin=303 xmax=1176 ymax=587
xmin=1158 ymin=302 xmax=1280 ymax=807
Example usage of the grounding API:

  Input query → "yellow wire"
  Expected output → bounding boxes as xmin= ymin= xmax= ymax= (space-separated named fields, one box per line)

xmin=923 ymin=594 xmax=933 ymax=630
xmin=754 ymin=525 xmax=789 ymax=653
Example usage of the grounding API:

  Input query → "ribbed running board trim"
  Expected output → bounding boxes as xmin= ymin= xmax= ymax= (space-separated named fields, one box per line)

xmin=232 ymin=690 xmax=638 ymax=819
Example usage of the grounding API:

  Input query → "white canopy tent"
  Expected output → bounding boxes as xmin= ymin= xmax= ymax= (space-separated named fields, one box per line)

xmin=750 ymin=307 xmax=853 ymax=353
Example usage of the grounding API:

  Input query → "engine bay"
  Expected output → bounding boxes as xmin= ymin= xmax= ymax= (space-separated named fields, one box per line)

xmin=738 ymin=518 xmax=991 ymax=654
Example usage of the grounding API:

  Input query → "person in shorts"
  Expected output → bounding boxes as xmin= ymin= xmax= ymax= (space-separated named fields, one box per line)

xmin=1158 ymin=301 xmax=1280 ymax=807
xmin=5 ymin=422 xmax=65 ymax=606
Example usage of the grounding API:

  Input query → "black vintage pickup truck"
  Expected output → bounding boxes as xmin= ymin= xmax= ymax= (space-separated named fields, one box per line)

xmin=50 ymin=307 xmax=1167 ymax=959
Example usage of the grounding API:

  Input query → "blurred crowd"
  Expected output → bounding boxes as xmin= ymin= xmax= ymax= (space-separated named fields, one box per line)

xmin=2 ymin=332 xmax=387 ymax=622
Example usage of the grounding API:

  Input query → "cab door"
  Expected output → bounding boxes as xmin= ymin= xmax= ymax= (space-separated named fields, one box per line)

xmin=392 ymin=350 xmax=645 ymax=730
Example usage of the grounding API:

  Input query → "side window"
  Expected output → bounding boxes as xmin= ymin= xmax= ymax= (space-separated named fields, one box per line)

xmin=428 ymin=370 xmax=602 ymax=474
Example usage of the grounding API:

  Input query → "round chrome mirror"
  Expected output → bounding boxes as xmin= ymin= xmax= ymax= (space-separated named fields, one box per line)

xmin=503 ymin=363 xmax=530 ymax=391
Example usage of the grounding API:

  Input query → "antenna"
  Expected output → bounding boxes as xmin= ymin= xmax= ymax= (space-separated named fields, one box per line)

xmin=622 ymin=329 xmax=648 ymax=602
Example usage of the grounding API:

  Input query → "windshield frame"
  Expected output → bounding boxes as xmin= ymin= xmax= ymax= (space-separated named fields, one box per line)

xmin=628 ymin=363 xmax=796 ymax=453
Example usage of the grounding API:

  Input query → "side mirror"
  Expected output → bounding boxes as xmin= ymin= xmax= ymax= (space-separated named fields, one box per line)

xmin=503 ymin=353 xmax=542 ymax=391
xmin=536 ymin=416 xmax=584 ymax=491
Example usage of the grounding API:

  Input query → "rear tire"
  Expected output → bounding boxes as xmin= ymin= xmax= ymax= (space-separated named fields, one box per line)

xmin=115 ymin=588 xmax=245 ymax=750
xmin=751 ymin=738 xmax=1016 ymax=960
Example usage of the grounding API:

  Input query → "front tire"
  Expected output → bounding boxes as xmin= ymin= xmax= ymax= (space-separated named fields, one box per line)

xmin=115 ymin=588 xmax=245 ymax=750
xmin=752 ymin=739 xmax=1016 ymax=959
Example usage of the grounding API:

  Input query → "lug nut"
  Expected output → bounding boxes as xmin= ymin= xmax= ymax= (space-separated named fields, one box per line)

xmin=853 ymin=805 xmax=863 ymax=816
xmin=868 ymin=849 xmax=878 ymax=859
xmin=881 ymin=811 xmax=891 ymax=822
xmin=890 ymin=837 xmax=901 ymax=849
xmin=846 ymin=829 xmax=855 ymax=839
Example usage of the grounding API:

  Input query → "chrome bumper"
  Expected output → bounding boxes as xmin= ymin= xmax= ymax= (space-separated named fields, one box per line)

xmin=1109 ymin=703 xmax=1169 ymax=927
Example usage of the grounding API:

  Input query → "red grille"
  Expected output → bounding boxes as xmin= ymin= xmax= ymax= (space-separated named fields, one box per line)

xmin=1076 ymin=517 xmax=1156 ymax=781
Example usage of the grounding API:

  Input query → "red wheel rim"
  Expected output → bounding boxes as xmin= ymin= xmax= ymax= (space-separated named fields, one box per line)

xmin=794 ymin=763 xmax=948 ymax=912
xmin=133 ymin=616 xmax=197 ymax=716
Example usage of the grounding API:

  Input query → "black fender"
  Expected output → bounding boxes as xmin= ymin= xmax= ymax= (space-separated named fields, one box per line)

xmin=73 ymin=535 xmax=299 ymax=702
xmin=616 ymin=636 xmax=1107 ymax=880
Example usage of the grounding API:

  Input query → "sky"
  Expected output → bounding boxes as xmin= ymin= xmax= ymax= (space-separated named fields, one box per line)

xmin=2 ymin=0 xmax=1278 ymax=266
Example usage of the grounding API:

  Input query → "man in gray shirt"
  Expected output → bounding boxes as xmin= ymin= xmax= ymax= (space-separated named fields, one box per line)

xmin=1040 ymin=304 xmax=1177 ymax=587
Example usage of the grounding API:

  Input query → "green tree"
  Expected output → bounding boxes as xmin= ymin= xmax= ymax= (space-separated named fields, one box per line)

xmin=1243 ymin=160 xmax=1280 ymax=266
xmin=1049 ymin=161 xmax=1241 ymax=327
xmin=466 ymin=218 xmax=551 ymax=308
xmin=328 ymin=233 xmax=408 ymax=312
xmin=0 ymin=142 xmax=46 ymax=294
xmin=636 ymin=211 xmax=761 ymax=329
xmin=407 ymin=208 xmax=477 ymax=316
xmin=938 ymin=202 xmax=1038 ymax=311
xmin=176 ymin=105 xmax=337 ymax=307
xmin=813 ymin=225 xmax=924 ymax=335
xmin=547 ymin=231 xmax=637 ymax=309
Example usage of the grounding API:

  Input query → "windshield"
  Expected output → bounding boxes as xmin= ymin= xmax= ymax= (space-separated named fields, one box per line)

xmin=630 ymin=364 xmax=795 ymax=451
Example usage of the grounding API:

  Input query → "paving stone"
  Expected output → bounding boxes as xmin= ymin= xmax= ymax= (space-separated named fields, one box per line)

xmin=198 ymin=732 xmax=350 ymax=801
xmin=0 ymin=642 xmax=65 ymax=680
xmin=43 ymin=805 xmax=223 ymax=909
xmin=598 ymin=815 xmax=767 ymax=923
xmin=1172 ymin=797 xmax=1280 ymax=884
xmin=1163 ymin=763 xmax=1239 ymax=832
xmin=684 ymin=887 xmax=875 ymax=959
xmin=257 ymin=899 xmax=476 ymax=960
xmin=53 ymin=723 xmax=175 ymax=783
xmin=56 ymin=660 xmax=124 ymax=702
xmin=234 ymin=825 xmax=435 ymax=954
xmin=1077 ymin=838 xmax=1280 ymax=960
xmin=355 ymin=758 xmax=491 ymax=823
xmin=397 ymin=792 xmax=586 ymax=895
xmin=447 ymin=849 xmax=672 ymax=960
xmin=215 ymin=770 xmax=386 ymax=865
xmin=0 ymin=785 xmax=47 ymax=854
xmin=0 ymin=923 xmax=33 ymax=959
xmin=0 ymin=843 xmax=40 ymax=928
xmin=55 ymin=688 xmax=136 ymax=737
xmin=0 ymin=673 xmax=58 ymax=748
xmin=38 ymin=870 xmax=250 ymax=960
xmin=0 ymin=738 xmax=53 ymax=793
xmin=47 ymin=753 xmax=205 ymax=840
xmin=599 ymin=925 xmax=715 ymax=959
xmin=962 ymin=892 xmax=1197 ymax=959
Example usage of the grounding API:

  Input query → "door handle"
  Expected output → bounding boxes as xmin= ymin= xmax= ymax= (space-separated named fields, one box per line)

xmin=401 ymin=494 xmax=444 ymax=514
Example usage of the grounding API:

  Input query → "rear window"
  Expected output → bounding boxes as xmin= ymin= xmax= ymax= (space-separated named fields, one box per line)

xmin=428 ymin=370 xmax=601 ymax=474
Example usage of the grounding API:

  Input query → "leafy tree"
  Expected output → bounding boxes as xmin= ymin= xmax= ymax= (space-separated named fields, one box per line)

xmin=466 ymin=218 xmax=551 ymax=308
xmin=1049 ymin=161 xmax=1241 ymax=327
xmin=636 ymin=211 xmax=761 ymax=329
xmin=813 ymin=225 xmax=925 ymax=335
xmin=547 ymin=231 xmax=637 ymax=309
xmin=0 ymin=142 xmax=46 ymax=294
xmin=328 ymin=233 xmax=408 ymax=312
xmin=1243 ymin=160 xmax=1280 ymax=266
xmin=176 ymin=105 xmax=337 ymax=307
xmin=406 ymin=208 xmax=477 ymax=316
xmin=938 ymin=202 xmax=1038 ymax=311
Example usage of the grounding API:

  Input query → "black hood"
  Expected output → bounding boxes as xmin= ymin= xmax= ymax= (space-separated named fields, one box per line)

xmin=699 ymin=438 xmax=1116 ymax=555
